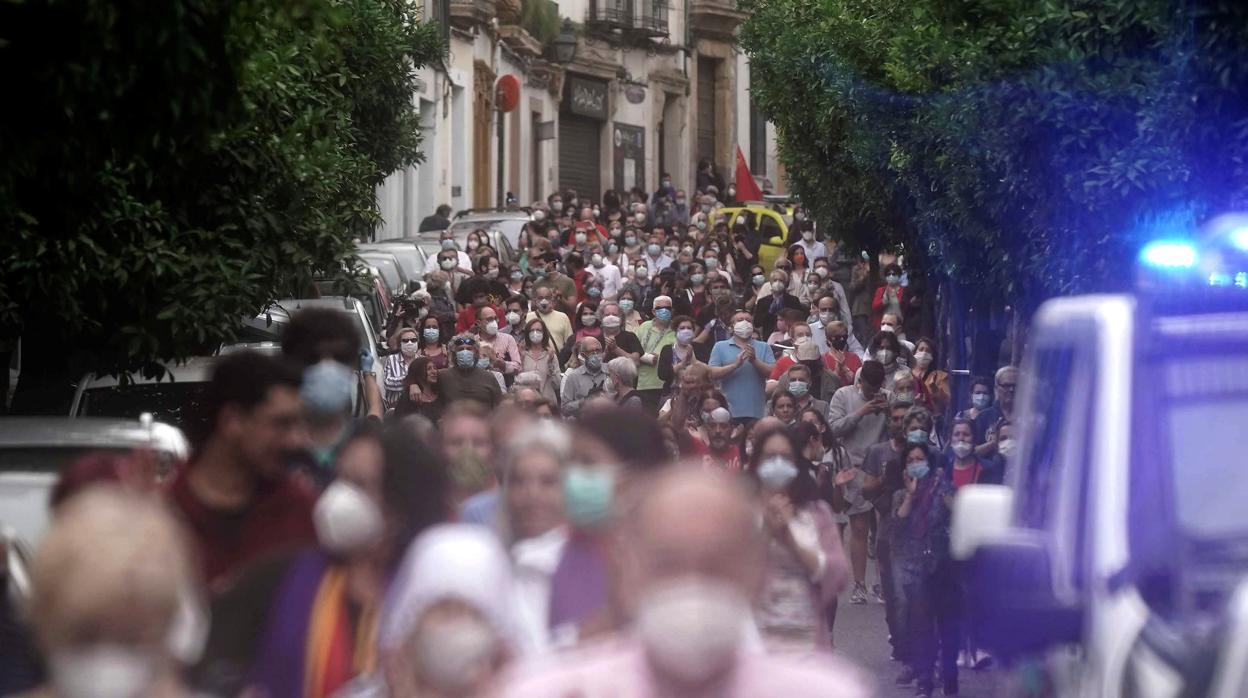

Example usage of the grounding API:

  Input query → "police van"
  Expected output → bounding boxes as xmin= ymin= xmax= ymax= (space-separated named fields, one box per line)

xmin=951 ymin=214 xmax=1248 ymax=697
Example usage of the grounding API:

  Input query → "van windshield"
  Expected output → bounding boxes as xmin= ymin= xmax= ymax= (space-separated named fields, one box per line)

xmin=1166 ymin=390 xmax=1248 ymax=540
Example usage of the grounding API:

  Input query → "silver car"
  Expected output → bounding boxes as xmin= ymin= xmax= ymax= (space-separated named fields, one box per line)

xmin=358 ymin=240 xmax=427 ymax=286
xmin=0 ymin=415 xmax=190 ymax=544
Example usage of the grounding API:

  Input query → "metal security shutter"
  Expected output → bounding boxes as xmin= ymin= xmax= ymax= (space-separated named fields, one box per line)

xmin=697 ymin=57 xmax=717 ymax=164
xmin=559 ymin=115 xmax=601 ymax=200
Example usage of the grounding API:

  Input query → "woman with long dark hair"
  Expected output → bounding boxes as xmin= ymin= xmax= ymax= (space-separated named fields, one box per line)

xmin=393 ymin=356 xmax=443 ymax=423
xmin=744 ymin=424 xmax=849 ymax=653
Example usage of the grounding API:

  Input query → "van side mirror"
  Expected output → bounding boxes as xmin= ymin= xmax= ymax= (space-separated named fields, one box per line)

xmin=964 ymin=532 xmax=1083 ymax=660
xmin=951 ymin=485 xmax=1014 ymax=560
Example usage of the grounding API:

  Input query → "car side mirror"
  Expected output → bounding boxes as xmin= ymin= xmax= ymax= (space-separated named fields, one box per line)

xmin=951 ymin=484 xmax=1014 ymax=560
xmin=964 ymin=532 xmax=1083 ymax=660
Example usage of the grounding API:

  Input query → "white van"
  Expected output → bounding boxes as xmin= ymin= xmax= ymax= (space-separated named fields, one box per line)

xmin=952 ymin=216 xmax=1248 ymax=697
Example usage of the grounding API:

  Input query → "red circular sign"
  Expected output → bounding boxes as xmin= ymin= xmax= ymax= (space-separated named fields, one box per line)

xmin=495 ymin=75 xmax=521 ymax=113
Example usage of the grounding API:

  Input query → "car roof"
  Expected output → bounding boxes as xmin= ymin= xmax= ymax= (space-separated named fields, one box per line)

xmin=79 ymin=343 xmax=283 ymax=389
xmin=452 ymin=208 xmax=531 ymax=221
xmin=0 ymin=417 xmax=189 ymax=455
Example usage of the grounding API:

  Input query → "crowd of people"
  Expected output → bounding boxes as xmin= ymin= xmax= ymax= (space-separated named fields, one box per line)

xmin=1 ymin=182 xmax=1024 ymax=698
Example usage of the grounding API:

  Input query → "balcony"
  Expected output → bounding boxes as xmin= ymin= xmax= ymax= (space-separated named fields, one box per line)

xmin=586 ymin=0 xmax=668 ymax=38
xmin=688 ymin=0 xmax=746 ymax=40
xmin=450 ymin=0 xmax=495 ymax=30
xmin=586 ymin=0 xmax=635 ymax=29
xmin=637 ymin=0 xmax=669 ymax=36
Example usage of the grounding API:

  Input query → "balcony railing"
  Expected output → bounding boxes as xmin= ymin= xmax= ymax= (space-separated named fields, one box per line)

xmin=586 ymin=0 xmax=668 ymax=36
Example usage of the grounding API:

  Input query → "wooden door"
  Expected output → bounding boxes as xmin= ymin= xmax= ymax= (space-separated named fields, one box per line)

xmin=473 ymin=61 xmax=495 ymax=209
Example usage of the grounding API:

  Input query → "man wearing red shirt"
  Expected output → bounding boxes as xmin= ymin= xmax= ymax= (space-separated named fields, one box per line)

xmin=167 ymin=351 xmax=315 ymax=589
xmin=822 ymin=320 xmax=863 ymax=392
xmin=684 ymin=407 xmax=742 ymax=471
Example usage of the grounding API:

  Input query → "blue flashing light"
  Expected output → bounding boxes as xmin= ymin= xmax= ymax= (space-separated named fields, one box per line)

xmin=1237 ymin=272 xmax=1248 ymax=289
xmin=1209 ymin=272 xmax=1232 ymax=287
xmin=1231 ymin=228 xmax=1248 ymax=253
xmin=1140 ymin=240 xmax=1199 ymax=269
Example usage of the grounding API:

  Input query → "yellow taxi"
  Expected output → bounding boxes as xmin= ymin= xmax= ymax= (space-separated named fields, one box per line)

xmin=708 ymin=203 xmax=795 ymax=271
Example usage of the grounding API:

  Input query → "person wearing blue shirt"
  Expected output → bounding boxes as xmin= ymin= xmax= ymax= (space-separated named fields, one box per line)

xmin=708 ymin=310 xmax=776 ymax=423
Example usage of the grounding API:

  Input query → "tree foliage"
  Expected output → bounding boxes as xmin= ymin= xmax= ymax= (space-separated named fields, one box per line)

xmin=0 ymin=0 xmax=443 ymax=402
xmin=741 ymin=0 xmax=1248 ymax=301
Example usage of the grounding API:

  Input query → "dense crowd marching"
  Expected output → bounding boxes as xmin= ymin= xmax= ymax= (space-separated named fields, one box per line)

xmin=2 ymin=181 xmax=1023 ymax=698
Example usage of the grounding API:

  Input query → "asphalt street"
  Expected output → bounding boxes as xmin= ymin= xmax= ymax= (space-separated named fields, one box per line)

xmin=830 ymin=556 xmax=1002 ymax=697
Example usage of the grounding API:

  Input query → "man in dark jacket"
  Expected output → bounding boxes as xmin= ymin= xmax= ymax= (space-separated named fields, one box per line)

xmin=418 ymin=203 xmax=453 ymax=233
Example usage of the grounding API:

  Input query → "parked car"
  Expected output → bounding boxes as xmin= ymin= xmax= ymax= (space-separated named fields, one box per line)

xmin=241 ymin=296 xmax=386 ymax=380
xmin=359 ymin=240 xmax=426 ymax=286
xmin=0 ymin=415 xmax=190 ymax=544
xmin=447 ymin=208 xmax=533 ymax=250
xmin=951 ymin=217 xmax=1248 ymax=697
xmin=69 ymin=344 xmax=284 ymax=437
xmin=410 ymin=225 xmax=519 ymax=267
xmin=356 ymin=250 xmax=410 ymax=297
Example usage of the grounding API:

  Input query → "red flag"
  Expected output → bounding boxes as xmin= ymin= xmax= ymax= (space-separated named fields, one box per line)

xmin=734 ymin=145 xmax=764 ymax=202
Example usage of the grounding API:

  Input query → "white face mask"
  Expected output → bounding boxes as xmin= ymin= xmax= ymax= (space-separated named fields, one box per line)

xmin=951 ymin=440 xmax=973 ymax=458
xmin=914 ymin=350 xmax=932 ymax=367
xmin=880 ymin=323 xmax=896 ymax=333
xmin=412 ymin=614 xmax=499 ymax=694
xmin=770 ymin=280 xmax=786 ymax=294
xmin=313 ymin=480 xmax=383 ymax=554
xmin=802 ymin=230 xmax=814 ymax=241
xmin=636 ymin=575 xmax=748 ymax=685
xmin=483 ymin=320 xmax=499 ymax=336
xmin=529 ymin=330 xmax=545 ymax=344
xmin=733 ymin=320 xmax=753 ymax=339
xmin=875 ymin=349 xmax=896 ymax=365
xmin=50 ymin=646 xmax=158 ymax=698
xmin=506 ymin=311 xmax=521 ymax=326
xmin=400 ymin=338 xmax=419 ymax=357
xmin=998 ymin=438 xmax=1017 ymax=457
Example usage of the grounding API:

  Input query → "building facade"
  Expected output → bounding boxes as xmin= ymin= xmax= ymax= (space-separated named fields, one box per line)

xmin=376 ymin=0 xmax=781 ymax=239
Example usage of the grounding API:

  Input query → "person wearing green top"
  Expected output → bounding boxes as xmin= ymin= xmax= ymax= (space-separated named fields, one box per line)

xmin=635 ymin=294 xmax=677 ymax=413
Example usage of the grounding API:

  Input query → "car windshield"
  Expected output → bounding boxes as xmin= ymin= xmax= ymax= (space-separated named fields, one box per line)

xmin=240 ymin=307 xmax=370 ymax=350
xmin=78 ymin=383 xmax=211 ymax=435
xmin=0 ymin=446 xmax=131 ymax=473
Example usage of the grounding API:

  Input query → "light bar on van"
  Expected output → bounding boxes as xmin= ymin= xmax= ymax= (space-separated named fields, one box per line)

xmin=1140 ymin=240 xmax=1199 ymax=269
xmin=1231 ymin=227 xmax=1248 ymax=253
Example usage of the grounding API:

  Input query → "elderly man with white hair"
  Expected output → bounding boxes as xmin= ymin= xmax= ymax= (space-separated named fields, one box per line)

xmin=633 ymin=294 xmax=677 ymax=412
xmin=502 ymin=468 xmax=869 ymax=698
xmin=606 ymin=357 xmax=642 ymax=410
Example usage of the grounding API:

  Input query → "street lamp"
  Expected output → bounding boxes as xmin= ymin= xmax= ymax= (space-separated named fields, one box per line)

xmin=551 ymin=21 xmax=578 ymax=64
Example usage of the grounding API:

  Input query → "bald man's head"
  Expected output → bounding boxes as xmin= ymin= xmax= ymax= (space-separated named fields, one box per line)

xmin=618 ymin=467 xmax=765 ymax=614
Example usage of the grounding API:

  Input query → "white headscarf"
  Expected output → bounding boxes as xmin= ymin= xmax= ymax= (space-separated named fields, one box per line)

xmin=379 ymin=524 xmax=520 ymax=653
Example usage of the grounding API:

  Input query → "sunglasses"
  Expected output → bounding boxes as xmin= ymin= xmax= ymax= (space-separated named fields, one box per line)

xmin=453 ymin=337 xmax=477 ymax=347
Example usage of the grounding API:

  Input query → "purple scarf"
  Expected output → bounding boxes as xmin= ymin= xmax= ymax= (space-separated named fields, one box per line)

xmin=548 ymin=532 xmax=609 ymax=630
xmin=247 ymin=550 xmax=330 ymax=698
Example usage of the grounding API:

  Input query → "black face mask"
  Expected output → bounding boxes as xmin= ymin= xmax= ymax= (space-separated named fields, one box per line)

xmin=830 ymin=337 xmax=849 ymax=351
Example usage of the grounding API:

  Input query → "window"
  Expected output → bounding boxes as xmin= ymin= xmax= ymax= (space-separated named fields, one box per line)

xmin=758 ymin=214 xmax=783 ymax=244
xmin=1014 ymin=346 xmax=1076 ymax=530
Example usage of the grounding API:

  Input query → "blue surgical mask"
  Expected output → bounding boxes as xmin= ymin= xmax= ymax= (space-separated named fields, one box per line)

xmin=585 ymin=354 xmax=603 ymax=371
xmin=422 ymin=328 xmax=440 ymax=343
xmin=752 ymin=274 xmax=765 ymax=287
xmin=972 ymin=393 xmax=991 ymax=409
xmin=906 ymin=462 xmax=930 ymax=479
xmin=654 ymin=307 xmax=672 ymax=322
xmin=619 ymin=299 xmax=635 ymax=313
xmin=563 ymin=465 xmax=615 ymax=527
xmin=476 ymin=357 xmax=491 ymax=370
xmin=757 ymin=455 xmax=799 ymax=491
xmin=676 ymin=328 xmax=695 ymax=344
xmin=647 ymin=244 xmax=662 ymax=257
xmin=788 ymin=380 xmax=809 ymax=397
xmin=301 ymin=360 xmax=353 ymax=416
xmin=455 ymin=349 xmax=476 ymax=368
xmin=440 ymin=239 xmax=455 ymax=250
xmin=510 ymin=271 xmax=524 ymax=281
xmin=587 ymin=286 xmax=602 ymax=298
xmin=906 ymin=429 xmax=929 ymax=444
xmin=690 ymin=273 xmax=705 ymax=285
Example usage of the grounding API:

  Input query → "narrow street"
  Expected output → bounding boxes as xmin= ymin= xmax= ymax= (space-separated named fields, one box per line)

xmin=832 ymin=557 xmax=1002 ymax=697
